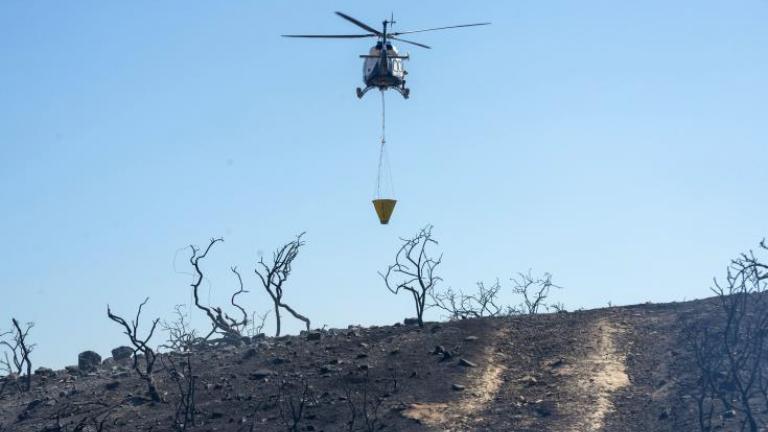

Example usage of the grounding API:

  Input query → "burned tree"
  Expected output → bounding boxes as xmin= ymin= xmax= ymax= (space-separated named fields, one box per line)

xmin=511 ymin=270 xmax=560 ymax=314
xmin=380 ymin=225 xmax=443 ymax=327
xmin=275 ymin=374 xmax=313 ymax=432
xmin=685 ymin=239 xmax=768 ymax=431
xmin=161 ymin=305 xmax=199 ymax=352
xmin=0 ymin=318 xmax=34 ymax=392
xmin=161 ymin=353 xmax=197 ymax=431
xmin=255 ymin=233 xmax=311 ymax=337
xmin=107 ymin=298 xmax=162 ymax=402
xmin=431 ymin=280 xmax=505 ymax=320
xmin=343 ymin=370 xmax=388 ymax=432
xmin=189 ymin=238 xmax=250 ymax=340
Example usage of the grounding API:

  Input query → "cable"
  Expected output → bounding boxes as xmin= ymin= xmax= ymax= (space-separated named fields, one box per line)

xmin=376 ymin=90 xmax=387 ymax=197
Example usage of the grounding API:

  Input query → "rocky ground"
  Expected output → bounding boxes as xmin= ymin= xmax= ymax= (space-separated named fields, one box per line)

xmin=0 ymin=298 xmax=753 ymax=431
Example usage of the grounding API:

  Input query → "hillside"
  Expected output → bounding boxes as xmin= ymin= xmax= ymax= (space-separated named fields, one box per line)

xmin=0 ymin=297 xmax=759 ymax=431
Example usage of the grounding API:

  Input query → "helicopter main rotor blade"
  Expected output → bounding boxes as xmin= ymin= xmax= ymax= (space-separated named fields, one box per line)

xmin=282 ymin=34 xmax=375 ymax=39
xmin=389 ymin=36 xmax=431 ymax=49
xmin=335 ymin=11 xmax=382 ymax=36
xmin=390 ymin=22 xmax=491 ymax=36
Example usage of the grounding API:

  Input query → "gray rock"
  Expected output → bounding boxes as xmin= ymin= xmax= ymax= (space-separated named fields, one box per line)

xmin=464 ymin=335 xmax=479 ymax=342
xmin=78 ymin=351 xmax=102 ymax=372
xmin=34 ymin=367 xmax=55 ymax=377
xmin=458 ymin=358 xmax=477 ymax=368
xmin=249 ymin=369 xmax=275 ymax=380
xmin=111 ymin=346 xmax=133 ymax=361
xmin=452 ymin=383 xmax=465 ymax=391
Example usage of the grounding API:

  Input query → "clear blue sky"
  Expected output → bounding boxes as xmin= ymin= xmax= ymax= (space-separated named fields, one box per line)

xmin=1 ymin=1 xmax=766 ymax=369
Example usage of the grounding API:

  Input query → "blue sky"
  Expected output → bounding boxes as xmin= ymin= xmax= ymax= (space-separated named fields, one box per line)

xmin=1 ymin=1 xmax=766 ymax=368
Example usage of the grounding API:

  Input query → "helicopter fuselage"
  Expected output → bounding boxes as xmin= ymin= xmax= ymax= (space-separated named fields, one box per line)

xmin=357 ymin=41 xmax=410 ymax=99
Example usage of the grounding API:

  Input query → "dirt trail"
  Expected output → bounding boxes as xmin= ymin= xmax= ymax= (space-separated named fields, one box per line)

xmin=558 ymin=317 xmax=630 ymax=432
xmin=402 ymin=327 xmax=509 ymax=428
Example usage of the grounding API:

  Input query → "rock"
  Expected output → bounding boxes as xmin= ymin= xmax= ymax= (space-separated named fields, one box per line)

xmin=242 ymin=348 xmax=258 ymax=360
xmin=452 ymin=383 xmax=465 ymax=391
xmin=78 ymin=351 xmax=102 ymax=372
xmin=464 ymin=335 xmax=479 ymax=342
xmin=111 ymin=346 xmax=133 ymax=361
xmin=249 ymin=369 xmax=275 ymax=380
xmin=518 ymin=375 xmax=538 ymax=387
xmin=403 ymin=318 xmax=420 ymax=326
xmin=34 ymin=367 xmax=55 ymax=377
xmin=548 ymin=358 xmax=565 ymax=369
xmin=458 ymin=358 xmax=477 ymax=368
xmin=535 ymin=404 xmax=552 ymax=417
xmin=306 ymin=331 xmax=322 ymax=341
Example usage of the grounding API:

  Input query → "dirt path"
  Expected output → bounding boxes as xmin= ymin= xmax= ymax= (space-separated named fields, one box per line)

xmin=402 ymin=327 xmax=510 ymax=429
xmin=557 ymin=316 xmax=631 ymax=432
xmin=402 ymin=316 xmax=633 ymax=431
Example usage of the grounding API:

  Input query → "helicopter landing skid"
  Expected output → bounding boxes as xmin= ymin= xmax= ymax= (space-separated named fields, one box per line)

xmin=356 ymin=86 xmax=410 ymax=99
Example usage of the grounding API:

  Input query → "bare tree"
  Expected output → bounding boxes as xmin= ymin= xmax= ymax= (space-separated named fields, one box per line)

xmin=107 ymin=298 xmax=162 ymax=402
xmin=161 ymin=353 xmax=197 ymax=431
xmin=246 ymin=309 xmax=271 ymax=338
xmin=189 ymin=238 xmax=250 ymax=340
xmin=0 ymin=318 xmax=34 ymax=392
xmin=511 ymin=270 xmax=561 ymax=315
xmin=380 ymin=225 xmax=443 ymax=327
xmin=685 ymin=239 xmax=768 ymax=431
xmin=431 ymin=280 xmax=505 ymax=320
xmin=276 ymin=374 xmax=313 ymax=432
xmin=343 ymin=370 xmax=387 ymax=432
xmin=161 ymin=305 xmax=200 ymax=352
xmin=255 ymin=233 xmax=311 ymax=337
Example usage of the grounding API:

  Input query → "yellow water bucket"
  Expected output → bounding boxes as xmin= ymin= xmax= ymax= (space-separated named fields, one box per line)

xmin=372 ymin=199 xmax=397 ymax=224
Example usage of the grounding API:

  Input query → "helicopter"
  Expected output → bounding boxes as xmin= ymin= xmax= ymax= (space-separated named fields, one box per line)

xmin=283 ymin=12 xmax=490 ymax=99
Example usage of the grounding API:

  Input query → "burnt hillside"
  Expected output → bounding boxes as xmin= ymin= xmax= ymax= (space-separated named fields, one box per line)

xmin=0 ymin=297 xmax=765 ymax=432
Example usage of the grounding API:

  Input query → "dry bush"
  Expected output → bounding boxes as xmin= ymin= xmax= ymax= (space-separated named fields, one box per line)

xmin=431 ymin=280 xmax=505 ymax=319
xmin=511 ymin=270 xmax=561 ymax=314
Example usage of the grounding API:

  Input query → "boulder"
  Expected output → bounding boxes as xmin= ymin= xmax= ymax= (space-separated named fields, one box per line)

xmin=78 ymin=351 xmax=102 ymax=372
xmin=34 ymin=367 xmax=55 ymax=377
xmin=111 ymin=346 xmax=133 ymax=361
